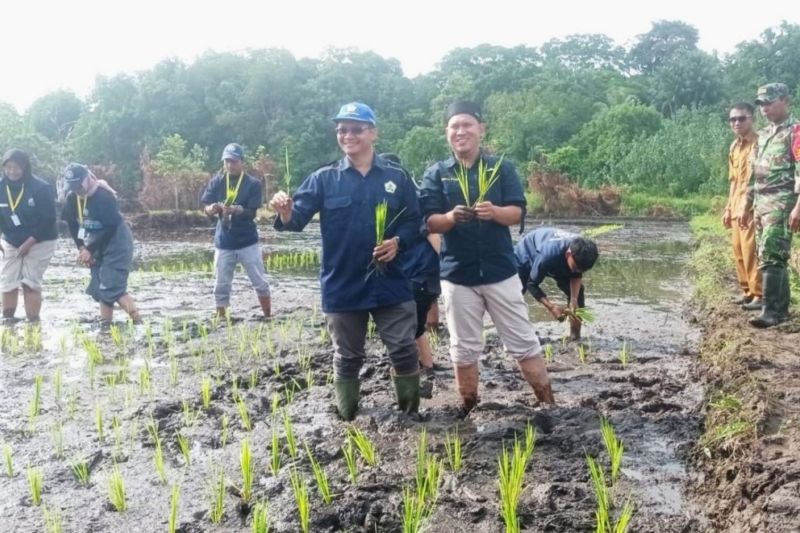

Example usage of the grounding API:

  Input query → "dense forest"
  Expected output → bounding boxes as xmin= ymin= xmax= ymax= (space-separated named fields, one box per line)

xmin=2 ymin=20 xmax=799 ymax=209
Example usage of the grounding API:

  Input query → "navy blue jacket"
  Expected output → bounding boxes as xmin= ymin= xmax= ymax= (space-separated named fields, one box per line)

xmin=400 ymin=232 xmax=441 ymax=296
xmin=62 ymin=189 xmax=123 ymax=254
xmin=0 ymin=175 xmax=57 ymax=247
xmin=275 ymin=155 xmax=420 ymax=313
xmin=514 ymin=228 xmax=581 ymax=300
xmin=200 ymin=173 xmax=262 ymax=250
xmin=419 ymin=152 xmax=525 ymax=286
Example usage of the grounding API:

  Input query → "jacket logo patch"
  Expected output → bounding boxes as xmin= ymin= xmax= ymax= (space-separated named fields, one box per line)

xmin=384 ymin=181 xmax=397 ymax=194
xmin=28 ymin=198 xmax=35 ymax=207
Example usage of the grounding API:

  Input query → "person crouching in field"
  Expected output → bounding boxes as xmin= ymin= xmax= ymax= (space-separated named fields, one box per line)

xmin=514 ymin=227 xmax=599 ymax=340
xmin=0 ymin=149 xmax=57 ymax=322
xmin=61 ymin=163 xmax=140 ymax=324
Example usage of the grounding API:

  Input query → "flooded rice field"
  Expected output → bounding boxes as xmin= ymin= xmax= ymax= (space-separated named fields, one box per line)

xmin=0 ymin=219 xmax=708 ymax=532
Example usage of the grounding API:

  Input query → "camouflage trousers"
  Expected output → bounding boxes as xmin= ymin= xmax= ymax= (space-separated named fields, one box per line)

xmin=754 ymin=192 xmax=797 ymax=269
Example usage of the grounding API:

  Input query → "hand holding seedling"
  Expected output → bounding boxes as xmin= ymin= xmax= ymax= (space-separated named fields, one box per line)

xmin=222 ymin=205 xmax=243 ymax=217
xmin=204 ymin=202 xmax=223 ymax=216
xmin=373 ymin=237 xmax=399 ymax=263
xmin=270 ymin=191 xmax=294 ymax=223
xmin=474 ymin=201 xmax=496 ymax=221
xmin=78 ymin=247 xmax=94 ymax=267
xmin=449 ymin=205 xmax=475 ymax=224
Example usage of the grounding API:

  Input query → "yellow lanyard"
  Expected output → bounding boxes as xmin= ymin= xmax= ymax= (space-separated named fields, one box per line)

xmin=225 ymin=171 xmax=244 ymax=205
xmin=6 ymin=184 xmax=24 ymax=213
xmin=76 ymin=195 xmax=87 ymax=224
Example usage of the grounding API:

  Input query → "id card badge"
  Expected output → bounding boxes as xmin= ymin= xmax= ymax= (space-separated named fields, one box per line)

xmin=10 ymin=214 xmax=20 ymax=226
xmin=77 ymin=228 xmax=86 ymax=240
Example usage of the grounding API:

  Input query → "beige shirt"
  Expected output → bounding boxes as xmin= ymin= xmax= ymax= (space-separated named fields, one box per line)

xmin=728 ymin=132 xmax=757 ymax=216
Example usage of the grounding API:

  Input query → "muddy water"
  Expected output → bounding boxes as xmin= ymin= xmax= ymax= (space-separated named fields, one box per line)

xmin=0 ymin=219 xmax=706 ymax=532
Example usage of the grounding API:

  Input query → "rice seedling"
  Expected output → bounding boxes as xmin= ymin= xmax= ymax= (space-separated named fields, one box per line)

xmin=50 ymin=420 xmax=64 ymax=459
xmin=43 ymin=506 xmax=63 ymax=533
xmin=109 ymin=324 xmax=126 ymax=353
xmin=270 ymin=426 xmax=281 ymax=476
xmin=169 ymin=354 xmax=179 ymax=386
xmin=614 ymin=498 xmax=635 ymax=533
xmin=475 ymin=155 xmax=505 ymax=204
xmin=176 ymin=432 xmax=191 ymax=467
xmin=600 ymin=417 xmax=624 ymax=485
xmin=577 ymin=343 xmax=588 ymax=365
xmin=201 ymin=377 xmax=212 ymax=410
xmin=4 ymin=443 xmax=13 ymax=477
xmin=240 ymin=439 xmax=253 ymax=502
xmin=209 ymin=467 xmax=225 ymax=523
xmin=568 ymin=307 xmax=596 ymax=324
xmin=27 ymin=465 xmax=43 ymax=506
xmin=28 ymin=375 xmax=43 ymax=424
xmin=289 ymin=469 xmax=310 ymax=533
xmin=523 ymin=423 xmax=536 ymax=466
xmin=147 ymin=421 xmax=167 ymax=484
xmin=305 ymin=442 xmax=333 ymax=505
xmin=347 ymin=427 xmax=378 ymax=466
xmin=220 ymin=415 xmax=229 ymax=448
xmin=249 ymin=369 xmax=258 ymax=389
xmin=543 ymin=343 xmax=553 ymax=364
xmin=497 ymin=441 xmax=527 ymax=533
xmin=618 ymin=341 xmax=631 ymax=368
xmin=444 ymin=428 xmax=463 ymax=472
xmin=402 ymin=483 xmax=427 ymax=533
xmin=252 ymin=502 xmax=270 ymax=533
xmin=583 ymin=224 xmax=624 ymax=239
xmin=586 ymin=455 xmax=610 ymax=532
xmin=283 ymin=410 xmax=298 ymax=459
xmin=24 ymin=322 xmax=42 ymax=351
xmin=138 ymin=364 xmax=151 ymax=396
xmin=108 ymin=464 xmax=127 ymax=511
xmin=236 ymin=397 xmax=252 ymax=432
xmin=369 ymin=200 xmax=406 ymax=276
xmin=709 ymin=393 xmax=742 ymax=411
xmin=169 ymin=484 xmax=180 ymax=533
xmin=71 ymin=458 xmax=90 ymax=485
xmin=53 ymin=368 xmax=62 ymax=404
xmin=112 ymin=416 xmax=124 ymax=458
xmin=67 ymin=390 xmax=78 ymax=419
xmin=95 ymin=404 xmax=105 ymax=443
xmin=342 ymin=439 xmax=358 ymax=483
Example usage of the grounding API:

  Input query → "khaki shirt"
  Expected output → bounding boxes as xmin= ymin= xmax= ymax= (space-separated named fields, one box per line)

xmin=728 ymin=132 xmax=757 ymax=216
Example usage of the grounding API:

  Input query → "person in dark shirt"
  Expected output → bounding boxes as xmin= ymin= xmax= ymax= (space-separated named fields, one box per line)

xmin=201 ymin=143 xmax=271 ymax=319
xmin=515 ymin=227 xmax=599 ymax=340
xmin=270 ymin=103 xmax=422 ymax=420
xmin=420 ymin=100 xmax=554 ymax=415
xmin=0 ymin=149 xmax=57 ymax=322
xmin=380 ymin=153 xmax=442 ymax=375
xmin=61 ymin=163 xmax=140 ymax=324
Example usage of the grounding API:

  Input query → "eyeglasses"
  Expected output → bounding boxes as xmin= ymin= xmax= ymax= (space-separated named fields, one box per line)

xmin=728 ymin=115 xmax=751 ymax=123
xmin=335 ymin=125 xmax=371 ymax=136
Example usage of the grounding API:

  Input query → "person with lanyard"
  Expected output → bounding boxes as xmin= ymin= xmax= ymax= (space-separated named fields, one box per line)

xmin=270 ymin=103 xmax=422 ymax=420
xmin=514 ymin=227 xmax=599 ymax=341
xmin=419 ymin=100 xmax=555 ymax=416
xmin=201 ymin=143 xmax=271 ymax=320
xmin=61 ymin=163 xmax=140 ymax=324
xmin=379 ymin=153 xmax=443 ymax=377
xmin=0 ymin=149 xmax=58 ymax=322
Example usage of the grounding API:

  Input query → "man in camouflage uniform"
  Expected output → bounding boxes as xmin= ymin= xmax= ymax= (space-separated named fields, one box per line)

xmin=739 ymin=83 xmax=800 ymax=328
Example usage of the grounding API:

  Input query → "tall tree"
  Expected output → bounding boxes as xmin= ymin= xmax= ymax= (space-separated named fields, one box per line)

xmin=629 ymin=20 xmax=699 ymax=74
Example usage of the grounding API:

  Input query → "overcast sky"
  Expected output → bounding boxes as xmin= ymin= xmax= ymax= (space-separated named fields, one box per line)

xmin=3 ymin=0 xmax=797 ymax=112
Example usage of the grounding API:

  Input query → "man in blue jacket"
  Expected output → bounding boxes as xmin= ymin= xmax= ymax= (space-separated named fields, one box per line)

xmin=201 ymin=143 xmax=271 ymax=319
xmin=270 ymin=103 xmax=422 ymax=420
xmin=515 ymin=227 xmax=599 ymax=340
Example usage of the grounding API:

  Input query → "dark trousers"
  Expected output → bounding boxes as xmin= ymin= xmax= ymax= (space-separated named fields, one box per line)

xmin=326 ymin=300 xmax=419 ymax=380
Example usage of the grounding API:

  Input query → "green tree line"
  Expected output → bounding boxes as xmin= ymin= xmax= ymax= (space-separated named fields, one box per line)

xmin=2 ymin=20 xmax=800 ymax=205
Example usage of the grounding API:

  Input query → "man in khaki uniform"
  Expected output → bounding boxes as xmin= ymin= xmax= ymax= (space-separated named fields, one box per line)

xmin=723 ymin=102 xmax=762 ymax=309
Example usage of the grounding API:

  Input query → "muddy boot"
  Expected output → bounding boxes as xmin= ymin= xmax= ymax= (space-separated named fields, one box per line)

xmin=517 ymin=356 xmax=555 ymax=404
xmin=750 ymin=267 xmax=788 ymax=328
xmin=393 ymin=372 xmax=421 ymax=414
xmin=454 ymin=364 xmax=480 ymax=416
xmin=334 ymin=379 xmax=360 ymax=421
xmin=741 ymin=297 xmax=763 ymax=311
xmin=569 ymin=318 xmax=581 ymax=341
xmin=732 ymin=294 xmax=752 ymax=305
xmin=258 ymin=296 xmax=271 ymax=319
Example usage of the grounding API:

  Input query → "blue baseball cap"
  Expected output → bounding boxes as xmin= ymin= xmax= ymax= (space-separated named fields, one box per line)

xmin=332 ymin=102 xmax=376 ymax=126
xmin=63 ymin=163 xmax=89 ymax=189
xmin=221 ymin=143 xmax=245 ymax=161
